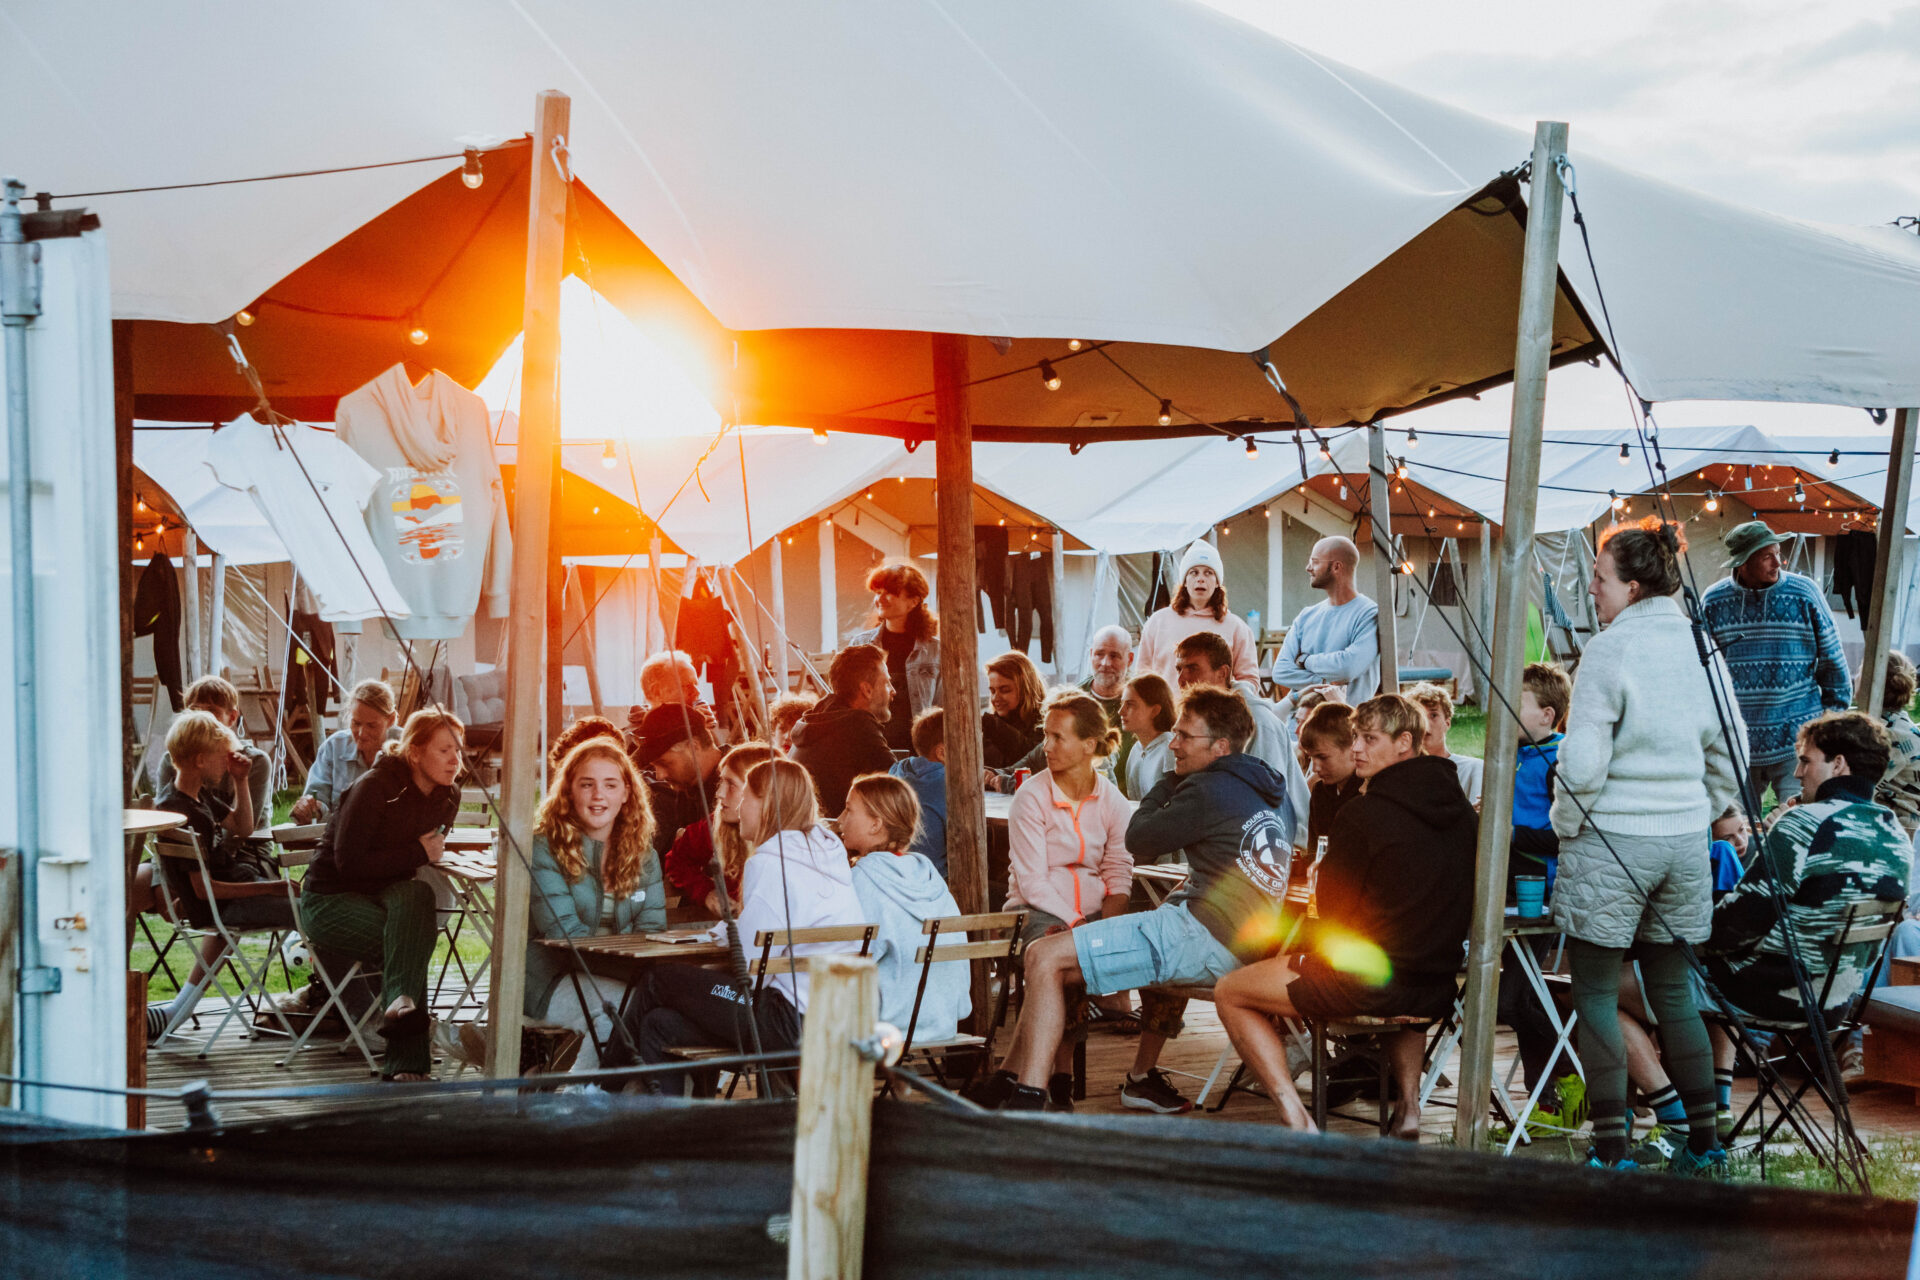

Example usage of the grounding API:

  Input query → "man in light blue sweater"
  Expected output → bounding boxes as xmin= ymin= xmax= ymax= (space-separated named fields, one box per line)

xmin=1701 ymin=521 xmax=1850 ymax=807
xmin=1268 ymin=535 xmax=1380 ymax=705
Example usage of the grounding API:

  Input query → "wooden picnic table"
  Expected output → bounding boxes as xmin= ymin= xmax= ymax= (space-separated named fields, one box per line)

xmin=535 ymin=931 xmax=729 ymax=985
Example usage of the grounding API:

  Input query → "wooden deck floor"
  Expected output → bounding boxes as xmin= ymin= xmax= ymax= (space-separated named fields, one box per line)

xmin=143 ymin=989 xmax=1920 ymax=1164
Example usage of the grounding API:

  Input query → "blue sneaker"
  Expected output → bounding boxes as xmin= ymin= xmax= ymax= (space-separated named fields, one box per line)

xmin=1667 ymin=1145 xmax=1729 ymax=1180
xmin=1584 ymin=1147 xmax=1640 ymax=1172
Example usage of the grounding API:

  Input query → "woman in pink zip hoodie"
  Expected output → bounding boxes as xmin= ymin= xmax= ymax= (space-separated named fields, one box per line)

xmin=1001 ymin=690 xmax=1134 ymax=1108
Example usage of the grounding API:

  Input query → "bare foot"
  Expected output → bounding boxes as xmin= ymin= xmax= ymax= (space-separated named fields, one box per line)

xmin=1276 ymin=1099 xmax=1319 ymax=1133
xmin=1386 ymin=1105 xmax=1421 ymax=1142
xmin=386 ymin=1072 xmax=431 ymax=1083
xmin=385 ymin=996 xmax=416 ymax=1020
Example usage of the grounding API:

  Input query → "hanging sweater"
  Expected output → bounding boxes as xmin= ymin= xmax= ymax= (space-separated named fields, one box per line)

xmin=1700 ymin=569 xmax=1851 ymax=767
xmin=335 ymin=365 xmax=512 ymax=639
xmin=1550 ymin=595 xmax=1746 ymax=839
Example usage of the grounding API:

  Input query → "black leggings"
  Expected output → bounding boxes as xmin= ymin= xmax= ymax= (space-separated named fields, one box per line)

xmin=610 ymin=961 xmax=802 ymax=1097
xmin=1568 ymin=938 xmax=1713 ymax=1150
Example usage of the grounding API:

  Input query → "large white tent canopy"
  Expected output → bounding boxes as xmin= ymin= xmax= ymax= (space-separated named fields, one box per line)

xmin=9 ymin=1 xmax=1920 ymax=411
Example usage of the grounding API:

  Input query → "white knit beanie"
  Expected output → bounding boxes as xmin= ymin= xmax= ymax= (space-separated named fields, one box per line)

xmin=1177 ymin=538 xmax=1223 ymax=582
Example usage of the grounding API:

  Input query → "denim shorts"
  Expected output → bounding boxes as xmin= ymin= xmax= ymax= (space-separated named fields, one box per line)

xmin=1073 ymin=904 xmax=1239 ymax=998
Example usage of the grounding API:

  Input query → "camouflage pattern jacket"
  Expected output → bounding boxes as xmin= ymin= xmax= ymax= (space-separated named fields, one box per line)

xmin=1703 ymin=776 xmax=1909 ymax=1021
xmin=1876 ymin=709 xmax=1920 ymax=836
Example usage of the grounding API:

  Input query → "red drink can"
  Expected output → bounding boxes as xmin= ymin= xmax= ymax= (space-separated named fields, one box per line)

xmin=1013 ymin=768 xmax=1030 ymax=788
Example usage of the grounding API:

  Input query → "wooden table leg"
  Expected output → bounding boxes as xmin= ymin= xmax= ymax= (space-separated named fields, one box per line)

xmin=127 ymin=970 xmax=147 ymax=1130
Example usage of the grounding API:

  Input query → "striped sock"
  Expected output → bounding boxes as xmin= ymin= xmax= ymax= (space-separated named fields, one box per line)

xmin=1714 ymin=1068 xmax=1734 ymax=1112
xmin=1591 ymin=1102 xmax=1631 ymax=1165
xmin=1684 ymin=1091 xmax=1722 ymax=1154
xmin=1643 ymin=1084 xmax=1688 ymax=1129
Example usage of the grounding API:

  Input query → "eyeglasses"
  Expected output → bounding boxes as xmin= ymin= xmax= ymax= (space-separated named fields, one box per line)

xmin=1169 ymin=730 xmax=1221 ymax=746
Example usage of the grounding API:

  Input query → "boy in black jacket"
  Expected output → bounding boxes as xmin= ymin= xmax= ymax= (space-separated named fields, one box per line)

xmin=1214 ymin=694 xmax=1476 ymax=1135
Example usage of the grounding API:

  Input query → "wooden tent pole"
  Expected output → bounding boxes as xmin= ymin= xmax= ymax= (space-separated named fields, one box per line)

xmin=1454 ymin=120 xmax=1568 ymax=1150
xmin=769 ymin=530 xmax=790 ymax=693
xmin=1367 ymin=420 xmax=1399 ymax=693
xmin=932 ymin=334 xmax=990 ymax=1023
xmin=1478 ymin=519 xmax=1495 ymax=701
xmin=1858 ymin=408 xmax=1917 ymax=718
xmin=206 ymin=552 xmax=227 ymax=676
xmin=546 ymin=445 xmax=565 ymax=741
xmin=817 ymin=515 xmax=837 ymax=654
xmin=786 ymin=954 xmax=878 ymax=1280
xmin=485 ymin=88 xmax=570 ymax=1079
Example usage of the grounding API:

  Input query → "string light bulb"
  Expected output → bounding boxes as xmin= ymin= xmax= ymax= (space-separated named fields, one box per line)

xmin=136 ymin=536 xmax=145 ymax=553
xmin=1406 ymin=427 xmax=1419 ymax=449
xmin=812 ymin=427 xmax=829 ymax=445
xmin=1244 ymin=437 xmax=1259 ymax=459
xmin=1456 ymin=521 xmax=1465 ymax=531
xmin=1609 ymin=488 xmax=1625 ymax=511
xmin=1337 ymin=483 xmax=1347 ymax=501
xmin=1317 ymin=440 xmax=1331 ymax=461
xmin=153 ymin=520 xmax=164 ymax=535
xmin=1066 ymin=339 xmax=1084 ymax=352
xmin=235 ymin=307 xmax=255 ymax=327
xmin=1399 ymin=559 xmax=1414 ymax=575
xmin=600 ymin=440 xmax=617 ymax=470
xmin=407 ymin=323 xmax=430 ymax=346
xmin=136 ymin=497 xmax=148 ymax=513
xmin=1617 ymin=442 xmax=1631 ymax=465
xmin=1395 ymin=459 xmax=1408 ymax=480
xmin=1828 ymin=448 xmax=1841 ymax=470
xmin=1157 ymin=399 xmax=1173 ymax=427
xmin=1038 ymin=360 xmax=1062 ymax=392
xmin=1261 ymin=506 xmax=1271 ymax=518
xmin=1222 ymin=524 xmax=1232 ymax=536
xmin=997 ymin=517 xmax=1006 ymax=526
xmin=1427 ymin=507 xmax=1437 ymax=519
xmin=461 ymin=147 xmax=484 ymax=190
xmin=1704 ymin=490 xmax=1720 ymax=512
xmin=1793 ymin=480 xmax=1806 ymax=505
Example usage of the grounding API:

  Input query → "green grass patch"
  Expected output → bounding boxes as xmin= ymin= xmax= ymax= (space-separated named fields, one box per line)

xmin=1447 ymin=705 xmax=1487 ymax=760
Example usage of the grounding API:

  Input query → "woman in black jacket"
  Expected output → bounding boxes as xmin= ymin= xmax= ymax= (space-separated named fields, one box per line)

xmin=301 ymin=709 xmax=463 ymax=1080
xmin=980 ymin=650 xmax=1045 ymax=769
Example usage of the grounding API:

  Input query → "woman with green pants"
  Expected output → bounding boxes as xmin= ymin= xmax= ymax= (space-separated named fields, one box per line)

xmin=301 ymin=709 xmax=463 ymax=1081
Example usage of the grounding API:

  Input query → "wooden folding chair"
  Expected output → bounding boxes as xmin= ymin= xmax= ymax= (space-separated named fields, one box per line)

xmin=893 ymin=911 xmax=1026 ymax=1091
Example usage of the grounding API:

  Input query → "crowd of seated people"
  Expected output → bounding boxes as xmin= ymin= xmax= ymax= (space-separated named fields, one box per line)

xmin=177 ymin=530 xmax=1916 ymax=1174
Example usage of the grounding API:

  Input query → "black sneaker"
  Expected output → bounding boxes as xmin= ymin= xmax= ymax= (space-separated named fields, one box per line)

xmin=1119 ymin=1067 xmax=1193 ymax=1114
xmin=962 ymin=1068 xmax=1018 ymax=1110
xmin=1046 ymin=1072 xmax=1075 ymax=1113
xmin=1003 ymin=1083 xmax=1049 ymax=1112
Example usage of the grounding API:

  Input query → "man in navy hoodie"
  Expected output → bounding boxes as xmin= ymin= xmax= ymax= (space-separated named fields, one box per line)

xmin=979 ymin=687 xmax=1296 ymax=1113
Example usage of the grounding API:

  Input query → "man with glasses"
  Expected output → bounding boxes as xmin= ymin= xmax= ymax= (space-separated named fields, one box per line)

xmin=981 ymin=687 xmax=1296 ymax=1113
xmin=1176 ymin=630 xmax=1310 ymax=834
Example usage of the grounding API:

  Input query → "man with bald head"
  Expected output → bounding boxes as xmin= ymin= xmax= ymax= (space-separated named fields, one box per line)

xmin=989 ymin=625 xmax=1137 ymax=788
xmin=1268 ymin=535 xmax=1380 ymax=705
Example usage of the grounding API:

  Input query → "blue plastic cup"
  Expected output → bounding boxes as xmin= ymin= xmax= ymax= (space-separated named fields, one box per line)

xmin=1514 ymin=875 xmax=1547 ymax=919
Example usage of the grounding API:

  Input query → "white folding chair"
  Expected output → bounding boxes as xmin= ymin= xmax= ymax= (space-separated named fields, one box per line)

xmin=270 ymin=839 xmax=384 ymax=1074
xmin=895 ymin=911 xmax=1026 ymax=1090
xmin=148 ymin=831 xmax=300 ymax=1056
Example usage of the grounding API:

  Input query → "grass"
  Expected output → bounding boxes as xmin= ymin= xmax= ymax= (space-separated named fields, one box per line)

xmin=1447 ymin=705 xmax=1488 ymax=759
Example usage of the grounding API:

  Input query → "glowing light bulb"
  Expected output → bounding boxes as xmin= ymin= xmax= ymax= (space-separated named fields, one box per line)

xmin=1618 ymin=442 xmax=1631 ymax=465
xmin=461 ymin=148 xmax=484 ymax=190
xmin=1395 ymin=460 xmax=1408 ymax=480
xmin=1038 ymin=359 xmax=1061 ymax=392
xmin=600 ymin=440 xmax=617 ymax=470
xmin=1157 ymin=399 xmax=1173 ymax=427
xmin=1456 ymin=521 xmax=1465 ymax=531
xmin=1222 ymin=525 xmax=1232 ymax=536
xmin=866 ymin=490 xmax=875 ymax=500
xmin=1426 ymin=507 xmax=1436 ymax=519
xmin=1704 ymin=490 xmax=1719 ymax=512
xmin=408 ymin=324 xmax=430 ymax=346
xmin=1261 ymin=506 xmax=1270 ymax=518
xmin=136 ymin=498 xmax=148 ymax=513
xmin=1406 ymin=428 xmax=1419 ymax=449
xmin=1067 ymin=339 xmax=1084 ymax=352
xmin=1793 ymin=481 xmax=1806 ymax=504
xmin=812 ymin=427 xmax=829 ymax=445
xmin=135 ymin=537 xmax=145 ymax=553
xmin=1609 ymin=489 xmax=1624 ymax=511
xmin=1244 ymin=437 xmax=1259 ymax=459
xmin=235 ymin=308 xmax=255 ymax=327
xmin=1399 ymin=559 xmax=1414 ymax=575
xmin=153 ymin=520 xmax=164 ymax=535
xmin=591 ymin=505 xmax=601 ymax=515
xmin=1317 ymin=441 xmax=1331 ymax=460
xmin=997 ymin=517 xmax=1005 ymax=527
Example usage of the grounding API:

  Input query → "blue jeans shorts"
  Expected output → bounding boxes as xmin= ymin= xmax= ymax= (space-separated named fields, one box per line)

xmin=1073 ymin=904 xmax=1239 ymax=998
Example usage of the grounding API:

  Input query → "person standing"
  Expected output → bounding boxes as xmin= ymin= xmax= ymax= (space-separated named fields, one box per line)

xmin=848 ymin=563 xmax=941 ymax=753
xmin=1268 ymin=536 xmax=1380 ymax=706
xmin=1553 ymin=519 xmax=1743 ymax=1175
xmin=1135 ymin=539 xmax=1259 ymax=685
xmin=1701 ymin=520 xmax=1848 ymax=808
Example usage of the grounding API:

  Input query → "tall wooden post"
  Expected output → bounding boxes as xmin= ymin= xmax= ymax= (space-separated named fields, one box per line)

xmin=1367 ymin=421 xmax=1400 ymax=694
xmin=1266 ymin=504 xmax=1286 ymax=638
xmin=932 ymin=334 xmax=990 ymax=1023
xmin=113 ymin=322 xmax=134 ymax=777
xmin=1049 ymin=527 xmax=1067 ymax=677
xmin=486 ymin=89 xmax=570 ymax=1078
xmin=1858 ymin=409 xmax=1916 ymax=718
xmin=206 ymin=552 xmax=227 ymax=676
xmin=1454 ymin=121 xmax=1568 ymax=1150
xmin=547 ymin=444 xmax=565 ymax=739
xmin=787 ymin=955 xmax=878 ymax=1280
xmin=817 ymin=514 xmax=837 ymax=653
xmin=1478 ymin=519 xmax=1495 ymax=701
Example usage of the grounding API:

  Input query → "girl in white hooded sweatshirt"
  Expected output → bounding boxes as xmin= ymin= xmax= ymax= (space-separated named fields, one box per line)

xmin=612 ymin=759 xmax=865 ymax=1095
xmin=843 ymin=774 xmax=969 ymax=1045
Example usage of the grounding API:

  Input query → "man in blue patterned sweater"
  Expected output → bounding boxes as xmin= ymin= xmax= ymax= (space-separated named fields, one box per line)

xmin=1702 ymin=521 xmax=1851 ymax=808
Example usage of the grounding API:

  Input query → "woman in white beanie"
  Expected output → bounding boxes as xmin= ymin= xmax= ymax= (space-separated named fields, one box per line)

xmin=1134 ymin=539 xmax=1259 ymax=684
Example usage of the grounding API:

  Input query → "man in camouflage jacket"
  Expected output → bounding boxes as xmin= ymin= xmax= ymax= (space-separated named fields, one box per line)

xmin=1702 ymin=711 xmax=1910 ymax=1024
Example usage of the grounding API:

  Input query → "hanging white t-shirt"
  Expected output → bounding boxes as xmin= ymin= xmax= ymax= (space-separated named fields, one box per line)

xmin=205 ymin=418 xmax=411 ymax=623
xmin=336 ymin=365 xmax=512 ymax=640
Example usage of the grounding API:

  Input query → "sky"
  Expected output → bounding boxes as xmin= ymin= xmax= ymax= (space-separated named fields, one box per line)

xmin=1202 ymin=0 xmax=1920 ymax=438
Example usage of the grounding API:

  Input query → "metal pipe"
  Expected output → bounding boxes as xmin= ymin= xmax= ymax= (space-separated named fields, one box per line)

xmin=2 ymin=177 xmax=46 ymax=1105
xmin=1453 ymin=122 xmax=1569 ymax=1150
xmin=1367 ymin=421 xmax=1400 ymax=693
xmin=1858 ymin=408 xmax=1916 ymax=719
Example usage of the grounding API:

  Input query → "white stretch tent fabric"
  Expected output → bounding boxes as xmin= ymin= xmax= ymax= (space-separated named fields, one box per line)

xmin=9 ymin=1 xmax=1920 ymax=408
xmin=133 ymin=426 xmax=289 ymax=565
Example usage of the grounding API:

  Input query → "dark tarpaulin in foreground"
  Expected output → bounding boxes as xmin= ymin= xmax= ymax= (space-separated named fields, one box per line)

xmin=1 ymin=1095 xmax=1912 ymax=1279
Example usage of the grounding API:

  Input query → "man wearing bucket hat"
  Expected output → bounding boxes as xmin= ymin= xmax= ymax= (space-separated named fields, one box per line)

xmin=1701 ymin=520 xmax=1851 ymax=808
xmin=1134 ymin=538 xmax=1261 ymax=685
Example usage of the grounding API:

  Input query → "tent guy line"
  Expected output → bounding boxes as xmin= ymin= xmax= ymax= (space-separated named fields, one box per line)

xmin=39 ymin=141 xmax=525 ymax=204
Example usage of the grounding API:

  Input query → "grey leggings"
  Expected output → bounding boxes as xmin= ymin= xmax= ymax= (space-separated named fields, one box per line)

xmin=1568 ymin=938 xmax=1714 ymax=1123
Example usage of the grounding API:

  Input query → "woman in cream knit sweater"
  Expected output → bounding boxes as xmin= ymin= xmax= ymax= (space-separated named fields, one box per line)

xmin=1548 ymin=519 xmax=1745 ymax=1174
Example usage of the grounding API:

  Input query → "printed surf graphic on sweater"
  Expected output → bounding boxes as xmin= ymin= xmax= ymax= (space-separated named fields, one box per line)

xmin=386 ymin=471 xmax=465 ymax=563
xmin=1236 ymin=810 xmax=1293 ymax=898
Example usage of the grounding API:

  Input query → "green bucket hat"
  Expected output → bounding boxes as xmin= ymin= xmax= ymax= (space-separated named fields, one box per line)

xmin=1723 ymin=520 xmax=1785 ymax=565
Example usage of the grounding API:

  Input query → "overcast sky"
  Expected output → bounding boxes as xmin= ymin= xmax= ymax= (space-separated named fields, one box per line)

xmin=1202 ymin=0 xmax=1920 ymax=439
